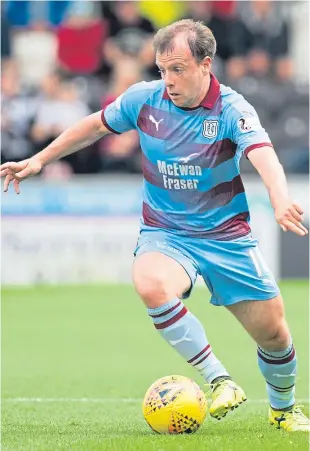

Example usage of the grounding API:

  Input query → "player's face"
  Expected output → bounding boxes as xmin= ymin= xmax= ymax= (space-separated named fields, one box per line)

xmin=156 ymin=35 xmax=211 ymax=108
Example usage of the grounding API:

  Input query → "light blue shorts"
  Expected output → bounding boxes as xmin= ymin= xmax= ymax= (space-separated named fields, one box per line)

xmin=134 ymin=226 xmax=280 ymax=306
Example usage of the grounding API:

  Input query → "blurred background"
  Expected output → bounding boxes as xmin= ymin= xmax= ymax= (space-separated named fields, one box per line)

xmin=1 ymin=0 xmax=309 ymax=282
xmin=1 ymin=5 xmax=309 ymax=449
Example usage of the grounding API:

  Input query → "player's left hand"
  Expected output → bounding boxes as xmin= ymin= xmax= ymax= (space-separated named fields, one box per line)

xmin=274 ymin=200 xmax=308 ymax=236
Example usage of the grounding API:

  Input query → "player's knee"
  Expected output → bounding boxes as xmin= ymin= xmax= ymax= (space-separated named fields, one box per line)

xmin=258 ymin=319 xmax=291 ymax=351
xmin=134 ymin=274 xmax=175 ymax=308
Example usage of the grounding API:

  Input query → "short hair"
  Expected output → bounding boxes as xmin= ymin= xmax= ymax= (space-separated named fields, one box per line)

xmin=153 ymin=19 xmax=217 ymax=63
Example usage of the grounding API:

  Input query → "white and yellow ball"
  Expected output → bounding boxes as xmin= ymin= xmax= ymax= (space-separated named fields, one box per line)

xmin=142 ymin=375 xmax=207 ymax=434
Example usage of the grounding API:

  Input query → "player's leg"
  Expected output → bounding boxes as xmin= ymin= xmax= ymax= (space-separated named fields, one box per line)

xmin=132 ymin=251 xmax=190 ymax=307
xmin=196 ymin=235 xmax=309 ymax=430
xmin=227 ymin=296 xmax=309 ymax=431
xmin=227 ymin=295 xmax=294 ymax=407
xmin=132 ymin=240 xmax=229 ymax=385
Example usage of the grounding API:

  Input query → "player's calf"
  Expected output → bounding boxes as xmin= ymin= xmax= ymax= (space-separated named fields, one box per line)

xmin=133 ymin=253 xmax=230 ymax=384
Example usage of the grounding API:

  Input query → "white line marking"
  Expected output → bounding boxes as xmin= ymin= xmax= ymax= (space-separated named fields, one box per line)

xmin=3 ymin=398 xmax=141 ymax=403
xmin=3 ymin=397 xmax=309 ymax=404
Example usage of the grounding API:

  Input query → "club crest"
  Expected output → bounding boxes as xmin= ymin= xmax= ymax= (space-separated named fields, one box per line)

xmin=202 ymin=120 xmax=218 ymax=138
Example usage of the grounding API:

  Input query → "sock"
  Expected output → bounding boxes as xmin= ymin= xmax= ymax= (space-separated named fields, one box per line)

xmin=148 ymin=298 xmax=229 ymax=384
xmin=257 ymin=338 xmax=296 ymax=410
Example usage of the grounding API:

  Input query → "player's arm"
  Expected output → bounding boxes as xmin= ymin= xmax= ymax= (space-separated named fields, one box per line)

xmin=0 ymin=111 xmax=110 ymax=193
xmin=248 ymin=147 xmax=308 ymax=236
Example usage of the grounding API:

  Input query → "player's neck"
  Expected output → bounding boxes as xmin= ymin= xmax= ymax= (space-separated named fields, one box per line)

xmin=189 ymin=75 xmax=211 ymax=109
xmin=197 ymin=75 xmax=211 ymax=106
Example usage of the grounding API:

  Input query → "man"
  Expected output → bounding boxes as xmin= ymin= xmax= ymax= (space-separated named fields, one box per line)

xmin=1 ymin=19 xmax=309 ymax=431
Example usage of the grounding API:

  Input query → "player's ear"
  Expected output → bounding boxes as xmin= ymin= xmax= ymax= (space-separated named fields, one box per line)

xmin=201 ymin=56 xmax=212 ymax=74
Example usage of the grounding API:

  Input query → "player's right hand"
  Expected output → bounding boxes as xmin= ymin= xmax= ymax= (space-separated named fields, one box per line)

xmin=0 ymin=158 xmax=43 ymax=194
xmin=274 ymin=199 xmax=308 ymax=237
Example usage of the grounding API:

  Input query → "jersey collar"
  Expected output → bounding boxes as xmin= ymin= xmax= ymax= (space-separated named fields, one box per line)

xmin=162 ymin=72 xmax=220 ymax=109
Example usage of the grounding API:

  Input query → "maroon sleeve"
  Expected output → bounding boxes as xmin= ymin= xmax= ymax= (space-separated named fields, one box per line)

xmin=244 ymin=142 xmax=274 ymax=158
xmin=101 ymin=106 xmax=121 ymax=135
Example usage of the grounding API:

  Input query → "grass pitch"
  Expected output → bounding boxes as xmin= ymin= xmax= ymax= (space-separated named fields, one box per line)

xmin=2 ymin=281 xmax=309 ymax=450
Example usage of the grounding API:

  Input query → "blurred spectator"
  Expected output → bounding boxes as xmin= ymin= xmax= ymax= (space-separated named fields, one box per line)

xmin=238 ymin=0 xmax=291 ymax=78
xmin=1 ymin=60 xmax=38 ymax=163
xmin=184 ymin=2 xmax=248 ymax=79
xmin=31 ymin=73 xmax=99 ymax=174
xmin=11 ymin=28 xmax=57 ymax=87
xmin=31 ymin=73 xmax=90 ymax=144
xmin=6 ymin=0 xmax=61 ymax=87
xmin=0 ymin=1 xmax=307 ymax=175
xmin=138 ymin=1 xmax=186 ymax=28
xmin=101 ymin=1 xmax=155 ymax=37
xmin=211 ymin=0 xmax=236 ymax=18
xmin=274 ymin=57 xmax=294 ymax=83
xmin=100 ymin=1 xmax=156 ymax=78
xmin=1 ymin=3 xmax=12 ymax=59
xmin=100 ymin=59 xmax=142 ymax=173
xmin=57 ymin=1 xmax=107 ymax=75
xmin=5 ymin=1 xmax=70 ymax=28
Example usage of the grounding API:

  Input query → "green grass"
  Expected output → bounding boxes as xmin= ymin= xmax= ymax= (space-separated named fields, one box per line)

xmin=2 ymin=281 xmax=309 ymax=450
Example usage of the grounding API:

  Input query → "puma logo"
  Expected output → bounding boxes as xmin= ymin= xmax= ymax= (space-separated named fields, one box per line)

xmin=179 ymin=153 xmax=200 ymax=163
xmin=149 ymin=115 xmax=164 ymax=131
xmin=273 ymin=373 xmax=296 ymax=378
xmin=169 ymin=329 xmax=192 ymax=346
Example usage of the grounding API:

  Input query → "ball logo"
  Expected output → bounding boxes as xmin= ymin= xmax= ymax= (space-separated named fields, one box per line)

xmin=202 ymin=120 xmax=218 ymax=138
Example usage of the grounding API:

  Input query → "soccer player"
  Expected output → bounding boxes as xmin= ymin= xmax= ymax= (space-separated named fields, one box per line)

xmin=1 ymin=20 xmax=309 ymax=431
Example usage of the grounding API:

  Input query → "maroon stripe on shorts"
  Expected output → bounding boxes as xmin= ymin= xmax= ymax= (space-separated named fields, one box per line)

xmin=149 ymin=302 xmax=181 ymax=318
xmin=154 ymin=306 xmax=188 ymax=329
xmin=187 ymin=344 xmax=211 ymax=364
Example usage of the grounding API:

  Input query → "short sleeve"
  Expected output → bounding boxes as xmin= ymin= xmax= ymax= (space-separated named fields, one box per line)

xmin=228 ymin=101 xmax=273 ymax=159
xmin=101 ymin=91 xmax=135 ymax=134
xmin=101 ymin=81 xmax=153 ymax=134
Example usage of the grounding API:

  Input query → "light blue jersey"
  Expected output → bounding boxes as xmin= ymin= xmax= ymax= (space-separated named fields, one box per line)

xmin=102 ymin=74 xmax=273 ymax=240
xmin=102 ymin=74 xmax=279 ymax=304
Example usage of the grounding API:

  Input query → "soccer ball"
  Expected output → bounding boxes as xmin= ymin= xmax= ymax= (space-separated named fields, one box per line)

xmin=142 ymin=375 xmax=207 ymax=434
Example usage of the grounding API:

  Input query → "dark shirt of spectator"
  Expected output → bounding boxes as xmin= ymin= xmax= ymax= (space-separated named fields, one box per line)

xmin=1 ymin=3 xmax=12 ymax=58
xmin=238 ymin=0 xmax=290 ymax=58
xmin=184 ymin=1 xmax=247 ymax=62
xmin=99 ymin=1 xmax=156 ymax=79
xmin=100 ymin=1 xmax=155 ymax=37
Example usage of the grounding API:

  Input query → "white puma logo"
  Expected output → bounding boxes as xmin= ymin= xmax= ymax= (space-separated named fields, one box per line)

xmin=169 ymin=329 xmax=192 ymax=346
xmin=273 ymin=373 xmax=296 ymax=378
xmin=179 ymin=153 xmax=200 ymax=163
xmin=149 ymin=115 xmax=164 ymax=131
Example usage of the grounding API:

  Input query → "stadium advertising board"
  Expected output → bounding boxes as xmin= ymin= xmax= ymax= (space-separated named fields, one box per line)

xmin=1 ymin=177 xmax=308 ymax=285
